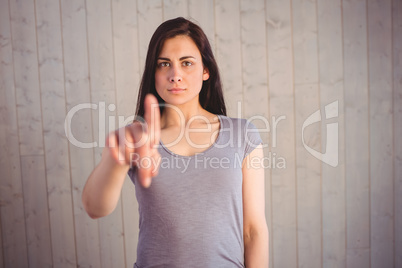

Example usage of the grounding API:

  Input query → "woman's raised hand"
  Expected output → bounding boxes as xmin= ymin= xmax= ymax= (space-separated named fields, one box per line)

xmin=106 ymin=94 xmax=161 ymax=188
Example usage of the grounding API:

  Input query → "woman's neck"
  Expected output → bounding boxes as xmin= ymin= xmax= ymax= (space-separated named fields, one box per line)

xmin=160 ymin=102 xmax=213 ymax=129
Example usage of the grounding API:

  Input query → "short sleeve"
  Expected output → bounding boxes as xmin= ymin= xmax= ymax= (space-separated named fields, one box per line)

xmin=243 ymin=120 xmax=263 ymax=159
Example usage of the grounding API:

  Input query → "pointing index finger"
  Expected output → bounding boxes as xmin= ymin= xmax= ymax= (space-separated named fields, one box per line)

xmin=144 ymin=94 xmax=161 ymax=148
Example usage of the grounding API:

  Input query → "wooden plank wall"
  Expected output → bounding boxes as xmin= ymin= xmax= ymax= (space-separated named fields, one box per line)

xmin=0 ymin=0 xmax=400 ymax=267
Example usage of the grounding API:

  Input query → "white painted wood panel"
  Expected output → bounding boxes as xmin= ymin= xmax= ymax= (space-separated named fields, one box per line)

xmin=0 ymin=1 xmax=400 ymax=267
xmin=8 ymin=0 xmax=44 ymax=156
xmin=292 ymin=1 xmax=321 ymax=267
xmin=317 ymin=0 xmax=346 ymax=267
xmin=163 ymin=0 xmax=188 ymax=20
xmin=121 ymin=180 xmax=139 ymax=268
xmin=188 ymin=0 xmax=216 ymax=52
xmin=21 ymin=155 xmax=52 ymax=267
xmin=265 ymin=0 xmax=297 ymax=267
xmin=112 ymin=0 xmax=140 ymax=118
xmin=239 ymin=0 xmax=271 ymax=265
xmin=0 ymin=220 xmax=3 ymax=267
xmin=86 ymin=0 xmax=125 ymax=266
xmin=9 ymin=0 xmax=53 ymax=266
xmin=137 ymin=0 xmax=163 ymax=74
xmin=35 ymin=0 xmax=77 ymax=266
xmin=59 ymin=0 xmax=101 ymax=266
xmin=368 ymin=0 xmax=394 ymax=267
xmin=292 ymin=0 xmax=319 ymax=85
xmin=240 ymin=0 xmax=269 ymax=120
xmin=0 ymin=1 xmax=28 ymax=266
xmin=214 ymin=0 xmax=243 ymax=117
xmin=342 ymin=0 xmax=370 ymax=267
xmin=111 ymin=0 xmax=141 ymax=266
xmin=393 ymin=1 xmax=402 ymax=267
xmin=294 ymin=83 xmax=321 ymax=268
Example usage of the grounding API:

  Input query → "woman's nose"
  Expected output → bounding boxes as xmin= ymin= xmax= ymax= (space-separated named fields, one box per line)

xmin=170 ymin=76 xmax=182 ymax=82
xmin=169 ymin=67 xmax=182 ymax=82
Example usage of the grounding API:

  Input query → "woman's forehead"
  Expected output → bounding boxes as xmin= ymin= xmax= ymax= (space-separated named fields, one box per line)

xmin=158 ymin=35 xmax=201 ymax=58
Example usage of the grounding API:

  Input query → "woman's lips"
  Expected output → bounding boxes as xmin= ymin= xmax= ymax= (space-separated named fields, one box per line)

xmin=168 ymin=88 xmax=185 ymax=94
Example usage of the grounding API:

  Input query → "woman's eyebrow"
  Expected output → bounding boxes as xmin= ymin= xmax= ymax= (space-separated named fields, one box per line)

xmin=157 ymin=57 xmax=170 ymax=61
xmin=157 ymin=56 xmax=196 ymax=61
xmin=179 ymin=56 xmax=196 ymax=60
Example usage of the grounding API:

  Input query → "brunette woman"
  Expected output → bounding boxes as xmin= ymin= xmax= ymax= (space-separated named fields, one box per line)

xmin=82 ymin=17 xmax=268 ymax=267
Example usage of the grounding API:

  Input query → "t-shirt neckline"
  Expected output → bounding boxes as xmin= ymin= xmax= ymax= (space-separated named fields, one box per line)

xmin=159 ymin=114 xmax=223 ymax=159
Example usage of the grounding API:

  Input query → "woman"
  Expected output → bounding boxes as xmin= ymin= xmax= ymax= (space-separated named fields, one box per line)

xmin=82 ymin=17 xmax=268 ymax=267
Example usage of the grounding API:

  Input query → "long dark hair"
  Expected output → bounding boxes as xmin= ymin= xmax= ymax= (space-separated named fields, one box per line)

xmin=135 ymin=17 xmax=226 ymax=117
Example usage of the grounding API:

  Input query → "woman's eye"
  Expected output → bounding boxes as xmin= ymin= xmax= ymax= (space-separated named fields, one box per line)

xmin=159 ymin=62 xmax=170 ymax=67
xmin=182 ymin=61 xmax=192 ymax=67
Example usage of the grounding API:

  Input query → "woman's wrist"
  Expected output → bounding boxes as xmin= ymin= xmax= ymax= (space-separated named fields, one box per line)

xmin=102 ymin=147 xmax=131 ymax=169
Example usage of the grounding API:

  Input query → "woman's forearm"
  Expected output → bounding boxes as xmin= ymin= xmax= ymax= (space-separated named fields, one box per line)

xmin=244 ymin=224 xmax=269 ymax=268
xmin=82 ymin=148 xmax=130 ymax=219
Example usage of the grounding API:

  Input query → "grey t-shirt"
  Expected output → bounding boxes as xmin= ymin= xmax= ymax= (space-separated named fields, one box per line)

xmin=128 ymin=115 xmax=263 ymax=268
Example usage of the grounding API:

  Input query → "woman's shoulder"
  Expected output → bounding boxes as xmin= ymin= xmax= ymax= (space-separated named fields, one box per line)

xmin=218 ymin=115 xmax=258 ymax=130
xmin=216 ymin=115 xmax=263 ymax=154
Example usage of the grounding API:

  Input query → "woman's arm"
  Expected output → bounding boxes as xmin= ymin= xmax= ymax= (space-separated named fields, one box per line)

xmin=82 ymin=94 xmax=160 ymax=219
xmin=82 ymin=147 xmax=130 ymax=219
xmin=242 ymin=144 xmax=269 ymax=267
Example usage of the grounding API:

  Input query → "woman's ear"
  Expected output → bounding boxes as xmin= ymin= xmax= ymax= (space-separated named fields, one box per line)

xmin=202 ymin=68 xmax=210 ymax=81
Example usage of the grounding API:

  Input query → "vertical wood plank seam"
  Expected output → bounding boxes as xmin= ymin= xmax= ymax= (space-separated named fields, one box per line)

xmin=33 ymin=0 xmax=54 ymax=264
xmin=288 ymin=1 xmax=299 ymax=267
xmin=212 ymin=0 xmax=217 ymax=55
xmin=238 ymin=0 xmax=244 ymax=118
xmin=162 ymin=0 xmax=165 ymax=21
xmin=6 ymin=0 xmax=30 ymax=263
xmin=314 ymin=0 xmax=323 ymax=266
xmin=187 ymin=0 xmax=190 ymax=20
xmin=365 ymin=1 xmax=371 ymax=267
xmin=391 ymin=1 xmax=395 ymax=266
xmin=58 ymin=0 xmax=79 ymax=264
xmin=84 ymin=0 xmax=97 ymax=174
xmin=0 ymin=208 xmax=4 ymax=267
xmin=134 ymin=0 xmax=142 ymax=263
xmin=338 ymin=0 xmax=348 ymax=268
xmin=341 ymin=1 xmax=348 ymax=266
xmin=339 ymin=1 xmax=348 ymax=266
xmin=264 ymin=1 xmax=276 ymax=265
xmin=186 ymin=0 xmax=189 ymax=18
xmin=83 ymin=1 xmax=101 ymax=265
xmin=135 ymin=0 xmax=142 ymax=95
xmin=263 ymin=0 xmax=274 ymax=266
xmin=109 ymin=0 xmax=128 ymax=267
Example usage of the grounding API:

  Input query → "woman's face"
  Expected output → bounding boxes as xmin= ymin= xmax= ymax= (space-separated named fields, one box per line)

xmin=155 ymin=35 xmax=209 ymax=107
